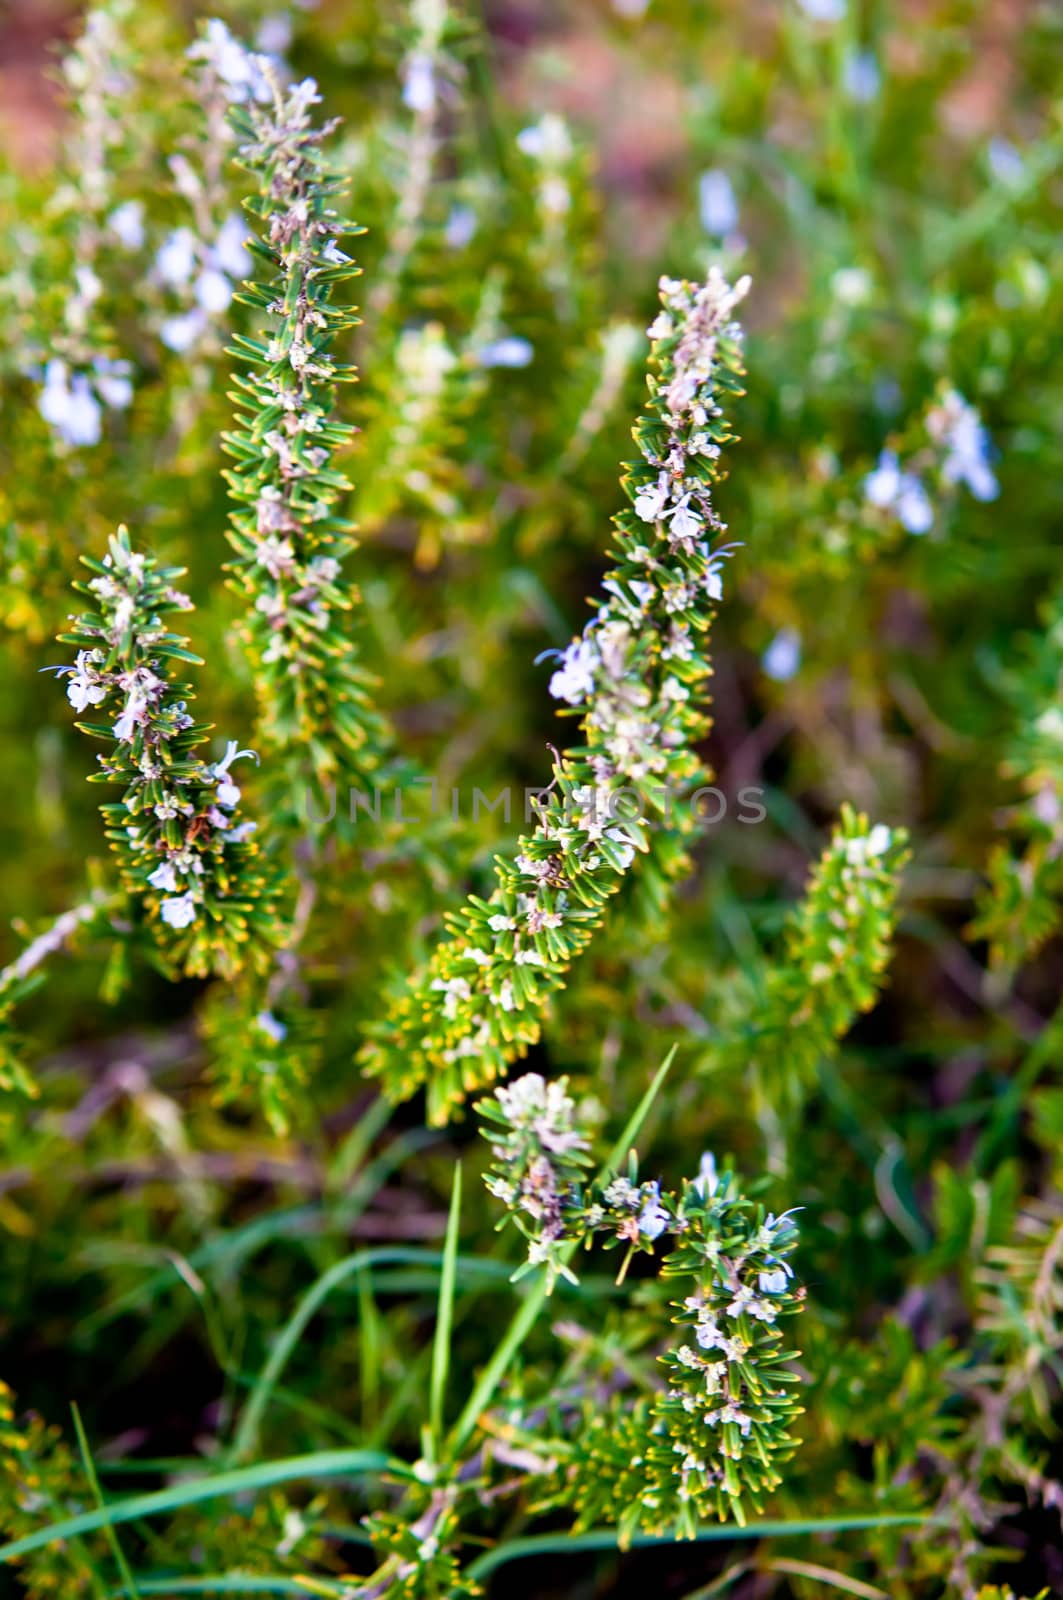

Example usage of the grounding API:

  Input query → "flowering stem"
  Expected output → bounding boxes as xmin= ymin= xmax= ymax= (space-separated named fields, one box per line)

xmin=362 ymin=269 xmax=752 ymax=1123
xmin=0 ymin=890 xmax=118 ymax=999
xmin=222 ymin=65 xmax=387 ymax=781
xmin=55 ymin=526 xmax=281 ymax=978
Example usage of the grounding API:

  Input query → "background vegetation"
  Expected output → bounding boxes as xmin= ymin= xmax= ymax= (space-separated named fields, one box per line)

xmin=0 ymin=1 xmax=1060 ymax=1596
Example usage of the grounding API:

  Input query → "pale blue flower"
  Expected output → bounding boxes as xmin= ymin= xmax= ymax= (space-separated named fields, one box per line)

xmin=797 ymin=0 xmax=845 ymax=18
xmin=988 ymin=137 xmax=1024 ymax=187
xmin=896 ymin=476 xmax=933 ymax=534
xmin=844 ymin=50 xmax=880 ymax=103
xmin=763 ymin=628 xmax=801 ymax=683
xmin=638 ymin=1181 xmax=670 ymax=1240
xmin=698 ymin=169 xmax=739 ymax=237
xmin=476 ymin=337 xmax=534 ymax=369
xmin=549 ymin=638 xmax=599 ymax=704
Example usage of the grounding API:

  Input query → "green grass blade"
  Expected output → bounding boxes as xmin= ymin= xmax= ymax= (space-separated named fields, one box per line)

xmin=429 ymin=1162 xmax=462 ymax=1458
xmin=600 ymin=1042 xmax=678 ymax=1174
xmin=0 ymin=1449 xmax=396 ymax=1565
xmin=109 ymin=1581 xmax=350 ymax=1597
xmin=229 ymin=1246 xmax=450 ymax=1462
xmin=71 ymin=1403 xmax=141 ymax=1600
xmin=465 ymin=1513 xmax=931 ymax=1580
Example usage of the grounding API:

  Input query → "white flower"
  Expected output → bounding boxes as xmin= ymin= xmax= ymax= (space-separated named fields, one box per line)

xmin=713 ymin=1400 xmax=753 ymax=1437
xmin=633 ymin=475 xmax=670 ymax=523
xmin=113 ymin=695 xmax=145 ymax=742
xmin=864 ymin=448 xmax=902 ymax=508
xmin=156 ymin=227 xmax=198 ymax=288
xmin=213 ymin=740 xmax=256 ymax=780
xmin=637 ymin=1182 xmax=670 ymax=1240
xmin=188 ymin=18 xmax=272 ymax=104
xmin=256 ymin=1010 xmax=288 ymax=1043
xmin=39 ymin=363 xmax=102 ymax=448
xmin=195 ymin=268 xmax=233 ymax=315
xmin=160 ymin=309 xmax=209 ymax=353
xmin=704 ymin=559 xmax=725 ymax=602
xmin=160 ymin=893 xmax=197 ymax=929
xmin=865 ymin=449 xmax=934 ymax=533
xmin=289 ymin=78 xmax=322 ymax=116
xmin=147 ymin=861 xmax=180 ymax=892
xmin=796 ymin=0 xmax=846 ymax=19
xmin=667 ymin=498 xmax=703 ymax=541
xmin=516 ymin=116 xmax=572 ymax=161
xmin=489 ymin=915 xmax=516 ymax=932
xmin=66 ymin=652 xmax=107 ymax=712
xmin=215 ymin=214 xmax=252 ymax=278
xmin=402 ymin=51 xmax=436 ymax=113
xmin=92 ymin=358 xmax=133 ymax=410
xmin=698 ymin=169 xmax=738 ymax=237
xmin=605 ymin=828 xmax=636 ymax=869
xmin=762 ymin=628 xmax=801 ymax=683
xmin=692 ymin=1151 xmax=719 ymax=1198
xmin=430 ymin=975 xmax=471 ymax=1019
xmin=255 ymin=14 xmax=292 ymax=54
xmin=695 ymin=1316 xmax=723 ymax=1351
xmin=108 ymin=200 xmax=145 ymax=250
xmin=476 ymin=337 xmax=534 ymax=369
xmin=75 ymin=265 xmax=102 ymax=307
xmin=896 ymin=476 xmax=933 ymax=534
xmin=758 ymin=1267 xmax=789 ymax=1294
xmin=933 ymin=391 xmax=999 ymax=502
xmin=832 ymin=266 xmax=872 ymax=307
xmin=549 ymin=637 xmax=599 ymax=705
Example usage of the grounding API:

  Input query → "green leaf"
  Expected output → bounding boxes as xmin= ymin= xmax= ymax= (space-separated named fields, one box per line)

xmin=0 ymin=1451 xmax=397 ymax=1565
xmin=429 ymin=1163 xmax=463 ymax=1459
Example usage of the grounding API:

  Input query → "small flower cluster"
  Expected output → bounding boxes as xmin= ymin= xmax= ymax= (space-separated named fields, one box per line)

xmin=399 ymin=0 xmax=451 ymax=119
xmin=152 ymin=20 xmax=268 ymax=357
xmin=864 ymin=385 xmax=998 ymax=534
xmin=480 ymin=1075 xmax=804 ymax=1529
xmin=707 ymin=807 xmax=908 ymax=1122
xmin=370 ymin=0 xmax=457 ymax=320
xmin=479 ymin=1073 xmax=594 ymax=1285
xmin=650 ymin=1166 xmax=804 ymax=1529
xmin=38 ymin=355 xmax=133 ymax=450
xmin=53 ymin=527 xmax=281 ymax=977
xmin=480 ymin=1074 xmax=680 ymax=1289
xmin=222 ymin=57 xmax=387 ymax=776
xmin=357 ymin=275 xmax=512 ymax=559
xmin=362 ymin=269 xmax=751 ymax=1122
xmin=970 ymin=587 xmax=1063 ymax=972
xmin=557 ymin=319 xmax=644 ymax=475
xmin=516 ymin=114 xmax=583 ymax=315
xmin=35 ymin=1 xmax=137 ymax=448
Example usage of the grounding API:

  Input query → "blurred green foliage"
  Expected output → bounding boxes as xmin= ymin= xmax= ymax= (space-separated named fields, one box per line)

xmin=0 ymin=1 xmax=1061 ymax=1596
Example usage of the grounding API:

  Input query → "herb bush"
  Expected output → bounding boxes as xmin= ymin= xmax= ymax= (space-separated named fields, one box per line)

xmin=0 ymin=2 xmax=1060 ymax=1597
